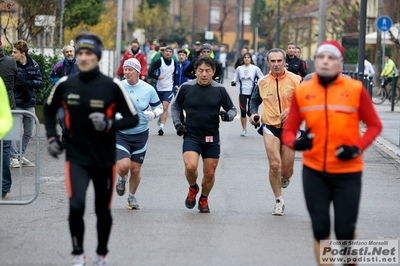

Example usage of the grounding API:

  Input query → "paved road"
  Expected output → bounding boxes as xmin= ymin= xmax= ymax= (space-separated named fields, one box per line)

xmin=1 ymin=77 xmax=399 ymax=266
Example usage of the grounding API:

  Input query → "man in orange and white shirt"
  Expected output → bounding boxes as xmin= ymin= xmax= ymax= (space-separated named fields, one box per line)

xmin=249 ymin=48 xmax=301 ymax=216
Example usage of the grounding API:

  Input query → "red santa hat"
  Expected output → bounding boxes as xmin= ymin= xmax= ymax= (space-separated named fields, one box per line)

xmin=316 ymin=40 xmax=345 ymax=61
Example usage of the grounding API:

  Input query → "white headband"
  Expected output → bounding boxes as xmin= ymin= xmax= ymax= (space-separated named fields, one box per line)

xmin=316 ymin=44 xmax=343 ymax=59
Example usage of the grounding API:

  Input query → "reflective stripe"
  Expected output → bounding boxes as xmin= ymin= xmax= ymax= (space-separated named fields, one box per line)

xmin=300 ymin=105 xmax=358 ymax=112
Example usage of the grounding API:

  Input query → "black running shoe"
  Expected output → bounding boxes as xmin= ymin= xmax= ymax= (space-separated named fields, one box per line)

xmin=198 ymin=197 xmax=210 ymax=213
xmin=158 ymin=127 xmax=164 ymax=136
xmin=185 ymin=184 xmax=199 ymax=209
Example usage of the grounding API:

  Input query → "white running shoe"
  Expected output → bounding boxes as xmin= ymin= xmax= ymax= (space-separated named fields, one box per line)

xmin=71 ymin=254 xmax=86 ymax=266
xmin=272 ymin=200 xmax=285 ymax=216
xmin=93 ymin=254 xmax=107 ymax=266
xmin=10 ymin=158 xmax=20 ymax=168
xmin=127 ymin=195 xmax=140 ymax=210
xmin=281 ymin=177 xmax=290 ymax=188
xmin=240 ymin=129 xmax=247 ymax=137
xmin=21 ymin=157 xmax=35 ymax=167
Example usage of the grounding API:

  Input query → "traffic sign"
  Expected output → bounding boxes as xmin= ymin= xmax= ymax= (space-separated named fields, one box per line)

xmin=376 ymin=16 xmax=392 ymax=32
xmin=205 ymin=31 xmax=214 ymax=40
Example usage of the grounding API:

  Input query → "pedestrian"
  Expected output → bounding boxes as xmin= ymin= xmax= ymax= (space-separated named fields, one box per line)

xmin=234 ymin=47 xmax=249 ymax=70
xmin=147 ymin=45 xmax=177 ymax=136
xmin=281 ymin=40 xmax=382 ymax=265
xmin=0 ymin=78 xmax=12 ymax=140
xmin=188 ymin=41 xmax=202 ymax=62
xmin=0 ymin=46 xmax=17 ymax=198
xmin=218 ymin=46 xmax=228 ymax=83
xmin=49 ymin=44 xmax=79 ymax=140
xmin=116 ymin=39 xmax=148 ymax=81
xmin=114 ymin=58 xmax=163 ymax=210
xmin=256 ymin=47 xmax=266 ymax=74
xmin=175 ymin=49 xmax=191 ymax=91
xmin=355 ymin=55 xmax=375 ymax=78
xmin=171 ymin=56 xmax=237 ymax=213
xmin=231 ymin=52 xmax=264 ymax=137
xmin=184 ymin=43 xmax=222 ymax=82
xmin=11 ymin=40 xmax=43 ymax=168
xmin=285 ymin=42 xmax=307 ymax=78
xmin=249 ymin=48 xmax=301 ymax=216
xmin=377 ymin=54 xmax=398 ymax=95
xmin=43 ymin=31 xmax=139 ymax=266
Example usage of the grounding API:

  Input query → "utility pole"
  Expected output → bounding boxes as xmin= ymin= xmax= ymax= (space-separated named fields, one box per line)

xmin=318 ymin=0 xmax=327 ymax=45
xmin=208 ymin=0 xmax=211 ymax=31
xmin=275 ymin=0 xmax=280 ymax=47
xmin=59 ymin=0 xmax=64 ymax=46
xmin=375 ymin=0 xmax=383 ymax=80
xmin=192 ymin=0 xmax=197 ymax=43
xmin=358 ymin=0 xmax=367 ymax=78
xmin=241 ymin=0 xmax=244 ymax=49
xmin=252 ymin=0 xmax=258 ymax=51
xmin=116 ymin=0 xmax=123 ymax=71
xmin=235 ymin=0 xmax=240 ymax=61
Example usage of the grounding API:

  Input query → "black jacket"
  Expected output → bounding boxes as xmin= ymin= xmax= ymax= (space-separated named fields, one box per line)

xmin=285 ymin=55 xmax=307 ymax=78
xmin=0 ymin=48 xmax=17 ymax=109
xmin=14 ymin=55 xmax=43 ymax=108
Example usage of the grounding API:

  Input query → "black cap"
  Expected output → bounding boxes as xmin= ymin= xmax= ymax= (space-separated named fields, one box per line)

xmin=195 ymin=41 xmax=201 ymax=45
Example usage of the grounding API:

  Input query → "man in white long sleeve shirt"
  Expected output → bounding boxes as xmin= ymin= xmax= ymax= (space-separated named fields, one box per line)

xmin=355 ymin=55 xmax=375 ymax=78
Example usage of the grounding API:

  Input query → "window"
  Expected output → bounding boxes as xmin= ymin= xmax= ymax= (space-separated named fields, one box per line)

xmin=239 ymin=8 xmax=251 ymax=25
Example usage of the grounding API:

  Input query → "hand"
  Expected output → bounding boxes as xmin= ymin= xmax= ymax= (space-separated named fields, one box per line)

xmin=335 ymin=145 xmax=361 ymax=160
xmin=48 ymin=137 xmax=64 ymax=159
xmin=280 ymin=109 xmax=289 ymax=124
xmin=175 ymin=123 xmax=187 ymax=136
xmin=253 ymin=115 xmax=260 ymax=128
xmin=143 ymin=110 xmax=155 ymax=121
xmin=88 ymin=112 xmax=112 ymax=132
xmin=231 ymin=81 xmax=236 ymax=86
xmin=158 ymin=75 xmax=164 ymax=80
xmin=293 ymin=128 xmax=314 ymax=151
xmin=220 ymin=111 xmax=231 ymax=122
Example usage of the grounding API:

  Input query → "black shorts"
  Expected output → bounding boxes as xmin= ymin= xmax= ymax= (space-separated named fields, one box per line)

xmin=116 ymin=130 xmax=149 ymax=164
xmin=257 ymin=124 xmax=283 ymax=140
xmin=182 ymin=140 xmax=220 ymax=159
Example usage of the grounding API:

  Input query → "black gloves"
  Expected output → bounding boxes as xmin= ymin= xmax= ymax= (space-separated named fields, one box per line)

xmin=88 ymin=112 xmax=112 ymax=132
xmin=175 ymin=123 xmax=187 ymax=136
xmin=220 ymin=111 xmax=231 ymax=122
xmin=293 ymin=128 xmax=314 ymax=151
xmin=48 ymin=137 xmax=64 ymax=158
xmin=231 ymin=81 xmax=236 ymax=86
xmin=253 ymin=115 xmax=260 ymax=128
xmin=336 ymin=145 xmax=361 ymax=160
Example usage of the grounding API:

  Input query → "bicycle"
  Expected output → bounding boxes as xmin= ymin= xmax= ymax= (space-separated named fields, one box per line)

xmin=371 ymin=77 xmax=400 ymax=105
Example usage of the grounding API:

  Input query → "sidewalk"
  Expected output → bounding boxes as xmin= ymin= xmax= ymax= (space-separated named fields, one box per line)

xmin=368 ymin=102 xmax=400 ymax=160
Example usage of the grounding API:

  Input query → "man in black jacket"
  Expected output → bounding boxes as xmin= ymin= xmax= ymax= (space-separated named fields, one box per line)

xmin=0 ymin=46 xmax=17 ymax=197
xmin=285 ymin=42 xmax=307 ymax=78
xmin=11 ymin=40 xmax=43 ymax=168
xmin=44 ymin=31 xmax=139 ymax=266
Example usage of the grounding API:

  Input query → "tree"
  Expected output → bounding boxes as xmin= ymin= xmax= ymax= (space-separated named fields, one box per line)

xmin=134 ymin=0 xmax=170 ymax=42
xmin=63 ymin=1 xmax=117 ymax=49
xmin=64 ymin=0 xmax=106 ymax=29
xmin=140 ymin=0 xmax=170 ymax=10
xmin=215 ymin=0 xmax=236 ymax=45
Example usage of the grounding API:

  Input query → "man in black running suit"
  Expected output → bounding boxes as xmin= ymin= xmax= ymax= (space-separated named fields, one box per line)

xmin=43 ymin=32 xmax=139 ymax=265
xmin=171 ymin=56 xmax=237 ymax=213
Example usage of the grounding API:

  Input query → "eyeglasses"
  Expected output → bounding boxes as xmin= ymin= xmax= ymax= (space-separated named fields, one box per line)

xmin=202 ymin=51 xmax=211 ymax=54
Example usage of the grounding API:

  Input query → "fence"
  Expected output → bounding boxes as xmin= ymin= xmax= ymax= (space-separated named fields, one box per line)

xmin=0 ymin=110 xmax=41 ymax=205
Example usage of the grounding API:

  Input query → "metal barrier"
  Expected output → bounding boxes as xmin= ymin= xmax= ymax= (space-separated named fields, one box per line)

xmin=0 ymin=110 xmax=41 ymax=205
xmin=342 ymin=71 xmax=374 ymax=98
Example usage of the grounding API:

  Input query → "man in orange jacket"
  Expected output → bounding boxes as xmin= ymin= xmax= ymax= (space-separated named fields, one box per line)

xmin=282 ymin=40 xmax=382 ymax=265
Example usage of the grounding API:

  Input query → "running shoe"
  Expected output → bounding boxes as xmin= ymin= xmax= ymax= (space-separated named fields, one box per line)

xmin=127 ymin=195 xmax=140 ymax=210
xmin=158 ymin=127 xmax=164 ymax=136
xmin=240 ymin=129 xmax=247 ymax=137
xmin=2 ymin=190 xmax=10 ymax=198
xmin=272 ymin=199 xmax=285 ymax=216
xmin=21 ymin=157 xmax=35 ymax=167
xmin=185 ymin=184 xmax=199 ymax=209
xmin=10 ymin=158 xmax=20 ymax=168
xmin=115 ymin=176 xmax=126 ymax=196
xmin=281 ymin=177 xmax=290 ymax=188
xmin=92 ymin=254 xmax=107 ymax=266
xmin=71 ymin=254 xmax=86 ymax=266
xmin=198 ymin=197 xmax=210 ymax=213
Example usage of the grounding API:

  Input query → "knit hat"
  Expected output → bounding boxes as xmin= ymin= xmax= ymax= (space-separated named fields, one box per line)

xmin=123 ymin=58 xmax=141 ymax=73
xmin=164 ymin=45 xmax=173 ymax=52
xmin=201 ymin=43 xmax=212 ymax=52
xmin=315 ymin=40 xmax=345 ymax=61
xmin=75 ymin=35 xmax=103 ymax=60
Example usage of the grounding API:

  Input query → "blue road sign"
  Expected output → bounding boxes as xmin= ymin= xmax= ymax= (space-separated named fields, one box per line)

xmin=376 ymin=16 xmax=392 ymax=32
